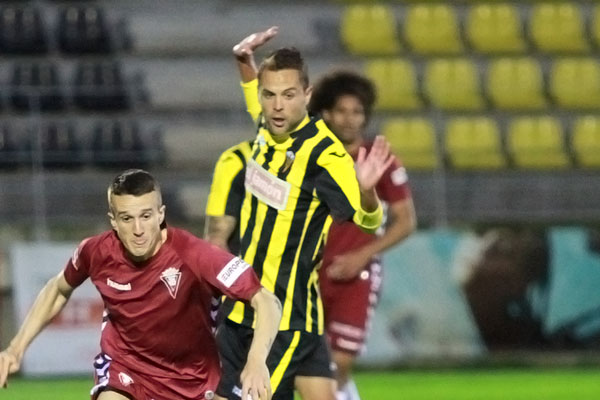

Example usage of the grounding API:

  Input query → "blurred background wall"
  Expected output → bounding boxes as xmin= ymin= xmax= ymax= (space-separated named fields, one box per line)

xmin=1 ymin=0 xmax=600 ymax=374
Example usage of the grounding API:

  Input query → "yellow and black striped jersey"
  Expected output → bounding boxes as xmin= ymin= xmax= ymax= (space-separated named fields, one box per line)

xmin=205 ymin=140 xmax=254 ymax=255
xmin=221 ymin=79 xmax=383 ymax=334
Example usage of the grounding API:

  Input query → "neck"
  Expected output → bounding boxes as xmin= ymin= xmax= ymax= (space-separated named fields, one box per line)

xmin=345 ymin=138 xmax=363 ymax=155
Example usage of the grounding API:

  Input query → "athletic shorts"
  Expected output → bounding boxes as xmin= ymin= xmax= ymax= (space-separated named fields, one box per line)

xmin=90 ymin=353 xmax=217 ymax=400
xmin=319 ymin=260 xmax=382 ymax=355
xmin=216 ymin=321 xmax=334 ymax=400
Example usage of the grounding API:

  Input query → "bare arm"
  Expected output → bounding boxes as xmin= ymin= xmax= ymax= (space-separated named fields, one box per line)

xmin=328 ymin=198 xmax=417 ymax=281
xmin=233 ymin=26 xmax=278 ymax=83
xmin=0 ymin=271 xmax=74 ymax=388
xmin=240 ymin=288 xmax=282 ymax=400
xmin=204 ymin=215 xmax=237 ymax=251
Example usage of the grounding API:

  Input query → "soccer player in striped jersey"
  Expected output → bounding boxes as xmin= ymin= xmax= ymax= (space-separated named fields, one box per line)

xmin=0 ymin=169 xmax=281 ymax=400
xmin=212 ymin=28 xmax=394 ymax=400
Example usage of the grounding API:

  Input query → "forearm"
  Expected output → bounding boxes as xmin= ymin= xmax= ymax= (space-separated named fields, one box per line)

xmin=8 ymin=274 xmax=71 ymax=358
xmin=237 ymin=58 xmax=258 ymax=83
xmin=204 ymin=215 xmax=237 ymax=251
xmin=248 ymin=289 xmax=281 ymax=363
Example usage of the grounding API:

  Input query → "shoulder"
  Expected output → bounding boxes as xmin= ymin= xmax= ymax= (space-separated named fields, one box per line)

xmin=72 ymin=230 xmax=116 ymax=267
xmin=217 ymin=140 xmax=254 ymax=165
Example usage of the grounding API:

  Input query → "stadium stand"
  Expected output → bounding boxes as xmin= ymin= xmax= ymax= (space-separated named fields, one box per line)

xmin=445 ymin=117 xmax=506 ymax=170
xmin=364 ymin=58 xmax=421 ymax=111
xmin=382 ymin=117 xmax=438 ymax=170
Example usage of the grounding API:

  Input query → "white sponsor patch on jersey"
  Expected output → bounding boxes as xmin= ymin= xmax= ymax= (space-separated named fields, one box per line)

xmin=107 ymin=278 xmax=131 ymax=291
xmin=245 ymin=159 xmax=291 ymax=210
xmin=217 ymin=257 xmax=251 ymax=288
xmin=391 ymin=166 xmax=408 ymax=186
xmin=118 ymin=372 xmax=134 ymax=386
xmin=160 ymin=267 xmax=182 ymax=299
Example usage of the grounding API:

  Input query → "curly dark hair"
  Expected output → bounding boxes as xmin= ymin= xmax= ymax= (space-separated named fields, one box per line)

xmin=309 ymin=69 xmax=376 ymax=121
xmin=258 ymin=47 xmax=309 ymax=88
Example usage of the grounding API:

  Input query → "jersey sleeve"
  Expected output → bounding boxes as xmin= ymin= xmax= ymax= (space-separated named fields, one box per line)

xmin=63 ymin=237 xmax=93 ymax=288
xmin=205 ymin=145 xmax=248 ymax=217
xmin=191 ymin=240 xmax=262 ymax=302
xmin=315 ymin=137 xmax=383 ymax=232
xmin=376 ymin=159 xmax=412 ymax=204
xmin=241 ymin=79 xmax=261 ymax=124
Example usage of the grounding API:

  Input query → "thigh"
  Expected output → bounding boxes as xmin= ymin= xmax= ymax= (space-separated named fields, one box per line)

xmin=97 ymin=391 xmax=131 ymax=400
xmin=216 ymin=322 xmax=254 ymax=399
xmin=294 ymin=376 xmax=336 ymax=400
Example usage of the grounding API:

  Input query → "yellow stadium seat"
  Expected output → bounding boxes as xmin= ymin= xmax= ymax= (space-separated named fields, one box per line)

xmin=572 ymin=116 xmax=600 ymax=167
xmin=340 ymin=5 xmax=401 ymax=56
xmin=424 ymin=59 xmax=484 ymax=111
xmin=445 ymin=117 xmax=506 ymax=169
xmin=550 ymin=58 xmax=600 ymax=110
xmin=404 ymin=5 xmax=462 ymax=55
xmin=382 ymin=118 xmax=437 ymax=170
xmin=507 ymin=117 xmax=570 ymax=169
xmin=530 ymin=4 xmax=589 ymax=53
xmin=487 ymin=58 xmax=546 ymax=110
xmin=593 ymin=6 xmax=600 ymax=48
xmin=466 ymin=4 xmax=526 ymax=54
xmin=364 ymin=59 xmax=421 ymax=111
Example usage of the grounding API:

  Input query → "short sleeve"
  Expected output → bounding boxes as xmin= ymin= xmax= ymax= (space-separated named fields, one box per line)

xmin=376 ymin=159 xmax=412 ymax=203
xmin=63 ymin=237 xmax=93 ymax=288
xmin=206 ymin=147 xmax=248 ymax=217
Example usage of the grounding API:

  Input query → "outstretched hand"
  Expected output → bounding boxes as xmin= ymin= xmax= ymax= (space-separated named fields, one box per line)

xmin=0 ymin=348 xmax=21 ymax=389
xmin=355 ymin=135 xmax=395 ymax=193
xmin=233 ymin=26 xmax=279 ymax=63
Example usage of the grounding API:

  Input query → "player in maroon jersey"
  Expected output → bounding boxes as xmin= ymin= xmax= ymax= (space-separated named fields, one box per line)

xmin=0 ymin=169 xmax=282 ymax=400
xmin=310 ymin=71 xmax=416 ymax=400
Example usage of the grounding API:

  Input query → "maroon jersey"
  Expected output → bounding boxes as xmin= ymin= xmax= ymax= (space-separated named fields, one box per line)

xmin=63 ymin=227 xmax=261 ymax=395
xmin=321 ymin=141 xmax=412 ymax=271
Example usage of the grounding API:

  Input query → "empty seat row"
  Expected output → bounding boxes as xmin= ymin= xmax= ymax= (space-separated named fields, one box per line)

xmin=1 ymin=61 xmax=132 ymax=112
xmin=383 ymin=116 xmax=600 ymax=170
xmin=341 ymin=3 xmax=600 ymax=56
xmin=0 ymin=5 xmax=120 ymax=54
xmin=366 ymin=58 xmax=600 ymax=111
xmin=0 ymin=120 xmax=164 ymax=169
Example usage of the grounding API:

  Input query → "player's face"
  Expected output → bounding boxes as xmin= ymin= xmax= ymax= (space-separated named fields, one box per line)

xmin=322 ymin=94 xmax=366 ymax=146
xmin=259 ymin=69 xmax=311 ymax=137
xmin=108 ymin=191 xmax=166 ymax=262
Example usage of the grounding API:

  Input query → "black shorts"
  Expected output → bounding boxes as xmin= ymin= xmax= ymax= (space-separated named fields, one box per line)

xmin=216 ymin=321 xmax=334 ymax=400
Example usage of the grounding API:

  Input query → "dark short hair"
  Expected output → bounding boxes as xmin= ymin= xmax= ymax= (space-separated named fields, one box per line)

xmin=309 ymin=70 xmax=376 ymax=121
xmin=109 ymin=169 xmax=160 ymax=197
xmin=258 ymin=47 xmax=309 ymax=89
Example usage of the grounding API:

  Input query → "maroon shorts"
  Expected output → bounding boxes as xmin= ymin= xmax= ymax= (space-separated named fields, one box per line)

xmin=90 ymin=353 xmax=217 ymax=400
xmin=319 ymin=260 xmax=382 ymax=355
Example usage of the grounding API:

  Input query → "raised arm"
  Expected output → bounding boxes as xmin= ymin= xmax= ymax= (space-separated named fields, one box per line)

xmin=0 ymin=271 xmax=74 ymax=388
xmin=240 ymin=288 xmax=282 ymax=400
xmin=233 ymin=26 xmax=279 ymax=83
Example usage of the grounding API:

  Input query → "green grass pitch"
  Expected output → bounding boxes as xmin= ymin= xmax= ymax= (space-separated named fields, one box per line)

xmin=5 ymin=368 xmax=600 ymax=399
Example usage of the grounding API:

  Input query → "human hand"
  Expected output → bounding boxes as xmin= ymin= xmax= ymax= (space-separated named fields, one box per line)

xmin=327 ymin=249 xmax=372 ymax=281
xmin=233 ymin=26 xmax=279 ymax=63
xmin=240 ymin=356 xmax=272 ymax=400
xmin=0 ymin=347 xmax=21 ymax=389
xmin=354 ymin=136 xmax=395 ymax=193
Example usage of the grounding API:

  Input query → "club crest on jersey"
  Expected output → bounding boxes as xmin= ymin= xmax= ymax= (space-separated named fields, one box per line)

xmin=160 ymin=267 xmax=181 ymax=299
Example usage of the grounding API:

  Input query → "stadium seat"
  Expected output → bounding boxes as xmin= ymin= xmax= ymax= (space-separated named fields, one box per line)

xmin=10 ymin=62 xmax=65 ymax=112
xmin=529 ymin=3 xmax=589 ymax=53
xmin=404 ymin=4 xmax=462 ymax=55
xmin=0 ymin=6 xmax=47 ymax=54
xmin=382 ymin=117 xmax=437 ymax=170
xmin=92 ymin=120 xmax=146 ymax=169
xmin=58 ymin=6 xmax=111 ymax=54
xmin=340 ymin=5 xmax=401 ymax=56
xmin=37 ymin=122 xmax=83 ymax=169
xmin=507 ymin=117 xmax=570 ymax=169
xmin=572 ymin=116 xmax=600 ymax=167
xmin=364 ymin=58 xmax=421 ymax=111
xmin=74 ymin=61 xmax=129 ymax=111
xmin=424 ymin=59 xmax=484 ymax=111
xmin=445 ymin=117 xmax=506 ymax=170
xmin=592 ymin=6 xmax=600 ymax=49
xmin=550 ymin=58 xmax=600 ymax=110
xmin=465 ymin=4 xmax=526 ymax=54
xmin=487 ymin=58 xmax=546 ymax=110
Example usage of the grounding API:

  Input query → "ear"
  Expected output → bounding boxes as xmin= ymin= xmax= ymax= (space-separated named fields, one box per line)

xmin=158 ymin=204 xmax=166 ymax=225
xmin=322 ymin=109 xmax=331 ymax=122
xmin=304 ymin=85 xmax=313 ymax=106
xmin=108 ymin=211 xmax=117 ymax=231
